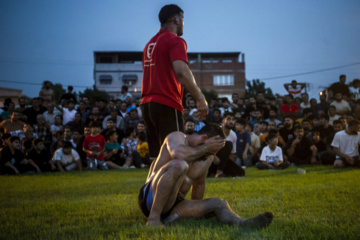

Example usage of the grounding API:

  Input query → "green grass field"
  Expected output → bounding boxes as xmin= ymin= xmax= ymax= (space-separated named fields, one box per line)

xmin=0 ymin=165 xmax=359 ymax=240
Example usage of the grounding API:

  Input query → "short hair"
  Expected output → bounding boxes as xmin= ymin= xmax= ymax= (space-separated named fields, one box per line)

xmin=197 ymin=123 xmax=225 ymax=139
xmin=303 ymin=108 xmax=313 ymax=116
xmin=138 ymin=120 xmax=145 ymax=126
xmin=136 ymin=132 xmax=147 ymax=142
xmin=246 ymin=122 xmax=253 ymax=131
xmin=294 ymin=125 xmax=304 ymax=132
xmin=33 ymin=138 xmax=44 ymax=146
xmin=67 ymin=100 xmax=74 ymax=104
xmin=125 ymin=127 xmax=134 ymax=137
xmin=260 ymin=120 xmax=268 ymax=126
xmin=287 ymin=94 xmax=294 ymax=99
xmin=185 ymin=118 xmax=195 ymax=125
xmin=222 ymin=112 xmax=234 ymax=119
xmin=10 ymin=136 xmax=20 ymax=143
xmin=158 ymin=4 xmax=183 ymax=25
xmin=266 ymin=132 xmax=278 ymax=142
xmin=90 ymin=122 xmax=101 ymax=129
xmin=339 ymin=74 xmax=346 ymax=79
xmin=63 ymin=141 xmax=73 ymax=149
xmin=333 ymin=120 xmax=341 ymax=126
xmin=235 ymin=118 xmax=247 ymax=126
xmin=106 ymin=130 xmax=117 ymax=140
xmin=107 ymin=118 xmax=115 ymax=123
xmin=319 ymin=114 xmax=329 ymax=122
xmin=121 ymin=85 xmax=128 ymax=92
xmin=68 ymin=86 xmax=73 ymax=91
xmin=348 ymin=120 xmax=359 ymax=127
xmin=329 ymin=105 xmax=336 ymax=110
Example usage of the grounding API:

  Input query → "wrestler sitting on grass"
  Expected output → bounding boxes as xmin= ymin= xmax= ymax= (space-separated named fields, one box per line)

xmin=138 ymin=124 xmax=273 ymax=228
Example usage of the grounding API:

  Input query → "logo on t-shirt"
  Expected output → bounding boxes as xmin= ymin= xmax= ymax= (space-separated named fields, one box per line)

xmin=147 ymin=43 xmax=156 ymax=59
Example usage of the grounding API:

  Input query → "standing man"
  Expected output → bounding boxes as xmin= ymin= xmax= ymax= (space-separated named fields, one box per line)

xmin=284 ymin=80 xmax=306 ymax=99
xmin=141 ymin=4 xmax=208 ymax=159
xmin=39 ymin=81 xmax=55 ymax=107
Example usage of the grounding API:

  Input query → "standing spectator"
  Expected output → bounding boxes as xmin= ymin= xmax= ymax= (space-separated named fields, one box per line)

xmin=287 ymin=126 xmax=318 ymax=165
xmin=330 ymin=92 xmax=351 ymax=116
xmin=55 ymin=100 xmax=77 ymax=126
xmin=141 ymin=4 xmax=208 ymax=160
xmin=284 ymin=80 xmax=306 ymax=99
xmin=82 ymin=123 xmax=108 ymax=171
xmin=331 ymin=120 xmax=360 ymax=168
xmin=349 ymin=79 xmax=360 ymax=101
xmin=119 ymin=86 xmax=133 ymax=102
xmin=60 ymin=86 xmax=77 ymax=105
xmin=54 ymin=141 xmax=82 ymax=172
xmin=39 ymin=81 xmax=55 ymax=107
xmin=256 ymin=132 xmax=290 ymax=170
xmin=328 ymin=74 xmax=351 ymax=99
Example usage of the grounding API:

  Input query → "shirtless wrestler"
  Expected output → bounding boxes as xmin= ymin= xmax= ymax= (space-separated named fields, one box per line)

xmin=138 ymin=124 xmax=273 ymax=228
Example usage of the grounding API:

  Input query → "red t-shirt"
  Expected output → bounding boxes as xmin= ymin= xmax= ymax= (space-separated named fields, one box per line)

xmin=83 ymin=134 xmax=106 ymax=161
xmin=141 ymin=29 xmax=188 ymax=113
xmin=281 ymin=104 xmax=300 ymax=121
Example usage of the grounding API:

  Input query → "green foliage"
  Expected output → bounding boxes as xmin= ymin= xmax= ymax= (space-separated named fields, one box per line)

xmin=246 ymin=79 xmax=275 ymax=98
xmin=201 ymin=89 xmax=218 ymax=104
xmin=52 ymin=83 xmax=66 ymax=104
xmin=0 ymin=166 xmax=359 ymax=239
xmin=79 ymin=87 xmax=110 ymax=106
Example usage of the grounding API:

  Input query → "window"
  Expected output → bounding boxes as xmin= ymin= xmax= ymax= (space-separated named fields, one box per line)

xmin=99 ymin=75 xmax=112 ymax=84
xmin=122 ymin=74 xmax=138 ymax=86
xmin=213 ymin=75 xmax=234 ymax=86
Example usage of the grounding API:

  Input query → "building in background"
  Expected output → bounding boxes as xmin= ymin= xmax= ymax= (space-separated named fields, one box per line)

xmin=94 ymin=51 xmax=245 ymax=100
xmin=0 ymin=87 xmax=23 ymax=107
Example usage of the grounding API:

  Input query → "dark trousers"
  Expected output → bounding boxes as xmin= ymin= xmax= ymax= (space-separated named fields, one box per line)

xmin=208 ymin=141 xmax=245 ymax=177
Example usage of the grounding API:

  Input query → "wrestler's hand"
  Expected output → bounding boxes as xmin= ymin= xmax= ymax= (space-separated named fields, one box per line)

xmin=204 ymin=136 xmax=225 ymax=154
xmin=194 ymin=97 xmax=209 ymax=120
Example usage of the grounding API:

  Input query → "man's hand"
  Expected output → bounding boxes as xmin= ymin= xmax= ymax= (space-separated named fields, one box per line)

xmin=193 ymin=97 xmax=209 ymax=120
xmin=204 ymin=136 xmax=225 ymax=154
xmin=242 ymin=152 xmax=248 ymax=161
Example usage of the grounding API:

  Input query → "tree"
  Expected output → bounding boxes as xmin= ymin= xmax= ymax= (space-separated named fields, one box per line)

xmin=246 ymin=79 xmax=275 ymax=98
xmin=78 ymin=86 xmax=110 ymax=106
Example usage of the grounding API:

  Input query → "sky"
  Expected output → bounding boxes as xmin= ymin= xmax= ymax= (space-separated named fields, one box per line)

xmin=0 ymin=0 xmax=359 ymax=100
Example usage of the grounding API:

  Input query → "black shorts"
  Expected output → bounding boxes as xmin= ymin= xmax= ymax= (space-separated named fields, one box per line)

xmin=138 ymin=180 xmax=185 ymax=220
xmin=141 ymin=102 xmax=184 ymax=158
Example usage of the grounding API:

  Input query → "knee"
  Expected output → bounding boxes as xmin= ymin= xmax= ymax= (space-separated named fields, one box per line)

xmin=168 ymin=160 xmax=189 ymax=177
xmin=334 ymin=160 xmax=344 ymax=168
xmin=211 ymin=198 xmax=229 ymax=210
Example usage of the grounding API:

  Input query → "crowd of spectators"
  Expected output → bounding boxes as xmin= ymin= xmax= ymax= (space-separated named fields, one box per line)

xmin=1 ymin=74 xmax=359 ymax=175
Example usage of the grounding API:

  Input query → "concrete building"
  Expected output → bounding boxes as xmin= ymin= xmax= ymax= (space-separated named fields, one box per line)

xmin=94 ymin=51 xmax=245 ymax=100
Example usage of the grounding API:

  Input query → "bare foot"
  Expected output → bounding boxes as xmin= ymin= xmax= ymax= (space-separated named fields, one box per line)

xmin=163 ymin=210 xmax=181 ymax=225
xmin=241 ymin=212 xmax=273 ymax=228
xmin=146 ymin=219 xmax=164 ymax=227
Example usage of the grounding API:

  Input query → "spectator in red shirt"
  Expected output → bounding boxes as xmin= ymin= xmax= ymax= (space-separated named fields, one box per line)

xmin=280 ymin=95 xmax=300 ymax=121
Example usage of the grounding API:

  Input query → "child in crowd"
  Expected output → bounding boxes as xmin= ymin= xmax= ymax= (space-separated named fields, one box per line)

xmin=54 ymin=141 xmax=82 ymax=172
xmin=103 ymin=130 xmax=131 ymax=169
xmin=234 ymin=119 xmax=252 ymax=167
xmin=82 ymin=123 xmax=108 ymax=170
xmin=133 ymin=131 xmax=150 ymax=168
xmin=256 ymin=133 xmax=290 ymax=170
xmin=121 ymin=127 xmax=137 ymax=168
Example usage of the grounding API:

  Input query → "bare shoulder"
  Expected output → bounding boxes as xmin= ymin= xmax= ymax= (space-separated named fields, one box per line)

xmin=166 ymin=131 xmax=186 ymax=142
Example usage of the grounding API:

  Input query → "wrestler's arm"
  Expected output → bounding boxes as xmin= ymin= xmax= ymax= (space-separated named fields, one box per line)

xmin=167 ymin=132 xmax=224 ymax=163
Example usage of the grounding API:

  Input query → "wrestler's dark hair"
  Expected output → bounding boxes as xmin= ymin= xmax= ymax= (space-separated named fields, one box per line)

xmin=197 ymin=123 xmax=225 ymax=139
xmin=158 ymin=4 xmax=183 ymax=25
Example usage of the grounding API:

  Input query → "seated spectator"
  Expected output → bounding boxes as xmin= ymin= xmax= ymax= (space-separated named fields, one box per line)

xmin=260 ymin=123 xmax=286 ymax=149
xmin=339 ymin=117 xmax=347 ymax=130
xmin=0 ymin=136 xmax=34 ymax=175
xmin=121 ymin=127 xmax=138 ymax=168
xmin=245 ymin=122 xmax=261 ymax=164
xmin=310 ymin=131 xmax=334 ymax=165
xmin=296 ymin=108 xmax=313 ymax=126
xmin=33 ymin=114 xmax=52 ymax=148
xmin=330 ymin=92 xmax=351 ymax=116
xmin=314 ymin=114 xmax=334 ymax=145
xmin=349 ymin=78 xmax=360 ymax=101
xmin=23 ymin=97 xmax=46 ymax=126
xmin=63 ymin=126 xmax=76 ymax=148
xmin=77 ymin=100 xmax=91 ymax=125
xmin=72 ymin=128 xmax=82 ymax=148
xmin=50 ymin=115 xmax=63 ymax=142
xmin=301 ymin=119 xmax=313 ymax=137
xmin=137 ymin=120 xmax=146 ymax=134
xmin=184 ymin=118 xmax=195 ymax=135
xmin=19 ymin=124 xmax=38 ymax=148
xmin=43 ymin=102 xmax=61 ymax=127
xmin=331 ymin=120 xmax=360 ymax=168
xmin=328 ymin=105 xmax=341 ymax=126
xmin=233 ymin=110 xmax=242 ymax=121
xmin=60 ymin=86 xmax=77 ymax=105
xmin=103 ymin=130 xmax=130 ymax=169
xmin=125 ymin=108 xmax=140 ymax=132
xmin=264 ymin=107 xmax=282 ymax=126
xmin=256 ymin=132 xmax=290 ymax=170
xmin=0 ymin=110 xmax=24 ymax=136
xmin=86 ymin=106 xmax=102 ymax=126
xmin=287 ymin=126 xmax=317 ymax=165
xmin=118 ymin=101 xmax=128 ymax=119
xmin=98 ymin=99 xmax=110 ymax=122
xmin=76 ymin=125 xmax=91 ymax=167
xmin=249 ymin=109 xmax=263 ymax=125
xmin=300 ymin=93 xmax=310 ymax=110
xmin=53 ymin=141 xmax=82 ymax=172
xmin=279 ymin=116 xmax=295 ymax=142
xmin=207 ymin=108 xmax=222 ymax=125
xmin=50 ymin=131 xmax=64 ymax=155
xmin=26 ymin=138 xmax=56 ymax=172
xmin=100 ymin=118 xmax=125 ymax=144
xmin=234 ymin=119 xmax=251 ymax=167
xmin=1 ymin=99 xmax=15 ymax=120
xmin=132 ymin=131 xmax=151 ymax=168
xmin=82 ymin=123 xmax=108 ymax=171
xmin=102 ymin=109 xmax=125 ymax=132
xmin=280 ymin=94 xmax=299 ymax=121
xmin=65 ymin=112 xmax=84 ymax=132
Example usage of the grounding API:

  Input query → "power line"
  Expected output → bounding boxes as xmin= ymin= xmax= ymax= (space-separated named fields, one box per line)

xmin=0 ymin=79 xmax=91 ymax=88
xmin=259 ymin=61 xmax=360 ymax=81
